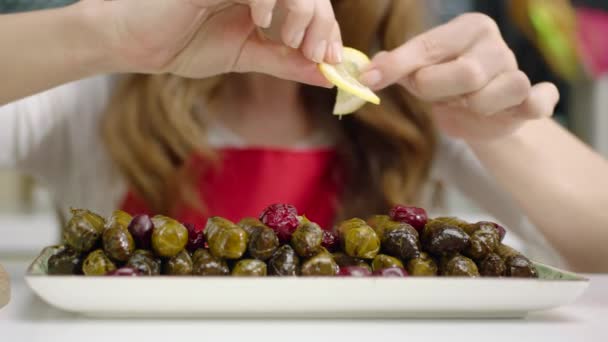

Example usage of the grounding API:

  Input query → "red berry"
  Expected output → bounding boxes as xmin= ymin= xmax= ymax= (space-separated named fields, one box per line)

xmin=338 ymin=266 xmax=372 ymax=277
xmin=259 ymin=204 xmax=299 ymax=243
xmin=372 ymin=267 xmax=409 ymax=277
xmin=389 ymin=205 xmax=428 ymax=232
xmin=321 ymin=230 xmax=339 ymax=252
xmin=184 ymin=223 xmax=205 ymax=252
xmin=107 ymin=267 xmax=141 ymax=276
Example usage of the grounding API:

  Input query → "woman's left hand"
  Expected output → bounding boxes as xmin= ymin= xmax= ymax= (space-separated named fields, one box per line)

xmin=360 ymin=13 xmax=560 ymax=143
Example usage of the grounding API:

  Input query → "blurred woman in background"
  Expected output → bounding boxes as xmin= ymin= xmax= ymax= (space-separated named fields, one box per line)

xmin=1 ymin=0 xmax=607 ymax=271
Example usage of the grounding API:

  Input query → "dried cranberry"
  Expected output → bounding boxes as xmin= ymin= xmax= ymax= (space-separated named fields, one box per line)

xmin=389 ymin=205 xmax=428 ymax=232
xmin=128 ymin=214 xmax=154 ymax=249
xmin=372 ymin=267 xmax=409 ymax=277
xmin=338 ymin=266 xmax=372 ymax=277
xmin=107 ymin=267 xmax=141 ymax=276
xmin=321 ymin=230 xmax=339 ymax=252
xmin=259 ymin=204 xmax=299 ymax=243
xmin=184 ymin=223 xmax=205 ymax=252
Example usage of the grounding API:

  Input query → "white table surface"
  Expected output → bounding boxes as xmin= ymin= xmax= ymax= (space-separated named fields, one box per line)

xmin=0 ymin=213 xmax=59 ymax=255
xmin=0 ymin=259 xmax=606 ymax=342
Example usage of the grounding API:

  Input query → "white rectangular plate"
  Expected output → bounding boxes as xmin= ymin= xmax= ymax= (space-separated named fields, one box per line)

xmin=25 ymin=246 xmax=589 ymax=319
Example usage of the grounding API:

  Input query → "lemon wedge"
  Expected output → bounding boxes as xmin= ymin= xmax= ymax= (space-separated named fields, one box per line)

xmin=319 ymin=47 xmax=381 ymax=116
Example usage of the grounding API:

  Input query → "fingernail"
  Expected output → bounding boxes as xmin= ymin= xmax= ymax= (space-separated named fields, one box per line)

xmin=331 ymin=42 xmax=343 ymax=63
xmin=322 ymin=81 xmax=335 ymax=89
xmin=360 ymin=69 xmax=383 ymax=87
xmin=290 ymin=30 xmax=305 ymax=48
xmin=313 ymin=40 xmax=327 ymax=63
xmin=262 ymin=12 xmax=273 ymax=28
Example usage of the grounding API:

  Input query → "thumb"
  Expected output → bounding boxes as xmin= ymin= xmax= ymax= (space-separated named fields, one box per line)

xmin=234 ymin=32 xmax=333 ymax=88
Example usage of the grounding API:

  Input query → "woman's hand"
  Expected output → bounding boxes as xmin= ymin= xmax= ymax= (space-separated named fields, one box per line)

xmin=87 ymin=0 xmax=341 ymax=86
xmin=358 ymin=13 xmax=608 ymax=271
xmin=360 ymin=13 xmax=560 ymax=142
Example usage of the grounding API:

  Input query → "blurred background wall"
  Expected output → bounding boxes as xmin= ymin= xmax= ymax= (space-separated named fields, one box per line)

xmin=0 ymin=0 xmax=607 ymax=256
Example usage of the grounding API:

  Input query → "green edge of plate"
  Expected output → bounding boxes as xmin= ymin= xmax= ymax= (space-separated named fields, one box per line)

xmin=28 ymin=245 xmax=61 ymax=276
xmin=27 ymin=245 xmax=587 ymax=281
xmin=533 ymin=262 xmax=587 ymax=281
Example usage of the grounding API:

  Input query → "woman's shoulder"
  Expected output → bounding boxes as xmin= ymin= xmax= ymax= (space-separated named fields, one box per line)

xmin=0 ymin=75 xmax=126 ymax=214
xmin=61 ymin=74 xmax=118 ymax=93
xmin=50 ymin=75 xmax=118 ymax=114
xmin=0 ymin=75 xmax=118 ymax=167
xmin=58 ymin=75 xmax=118 ymax=133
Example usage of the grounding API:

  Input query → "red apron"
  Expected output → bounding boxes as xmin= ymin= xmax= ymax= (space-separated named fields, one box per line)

xmin=120 ymin=147 xmax=343 ymax=230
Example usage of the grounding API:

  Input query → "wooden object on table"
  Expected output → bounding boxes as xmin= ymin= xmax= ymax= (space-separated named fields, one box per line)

xmin=0 ymin=263 xmax=9 ymax=309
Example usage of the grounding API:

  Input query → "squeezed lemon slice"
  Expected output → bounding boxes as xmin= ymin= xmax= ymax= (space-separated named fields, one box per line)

xmin=319 ymin=47 xmax=381 ymax=116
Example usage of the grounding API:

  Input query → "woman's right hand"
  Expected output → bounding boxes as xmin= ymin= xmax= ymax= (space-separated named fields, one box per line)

xmin=86 ymin=0 xmax=341 ymax=86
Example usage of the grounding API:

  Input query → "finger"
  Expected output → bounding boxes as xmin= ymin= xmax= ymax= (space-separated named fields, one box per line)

xmin=360 ymin=12 xmax=500 ymax=89
xmin=243 ymin=0 xmax=278 ymax=28
xmin=460 ymin=70 xmax=531 ymax=116
xmin=408 ymin=40 xmax=517 ymax=100
xmin=510 ymin=82 xmax=560 ymax=119
xmin=235 ymin=34 xmax=334 ymax=87
xmin=300 ymin=0 xmax=340 ymax=63
xmin=326 ymin=22 xmax=344 ymax=64
xmin=281 ymin=0 xmax=315 ymax=49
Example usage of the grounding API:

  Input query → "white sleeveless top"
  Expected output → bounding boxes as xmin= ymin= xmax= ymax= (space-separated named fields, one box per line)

xmin=0 ymin=75 xmax=566 ymax=267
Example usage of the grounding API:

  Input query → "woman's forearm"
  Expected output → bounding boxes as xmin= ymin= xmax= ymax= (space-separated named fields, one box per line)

xmin=0 ymin=4 xmax=114 ymax=104
xmin=470 ymin=118 xmax=608 ymax=272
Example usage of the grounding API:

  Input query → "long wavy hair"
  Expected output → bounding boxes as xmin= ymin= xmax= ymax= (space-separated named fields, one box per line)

xmin=101 ymin=0 xmax=437 ymax=221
